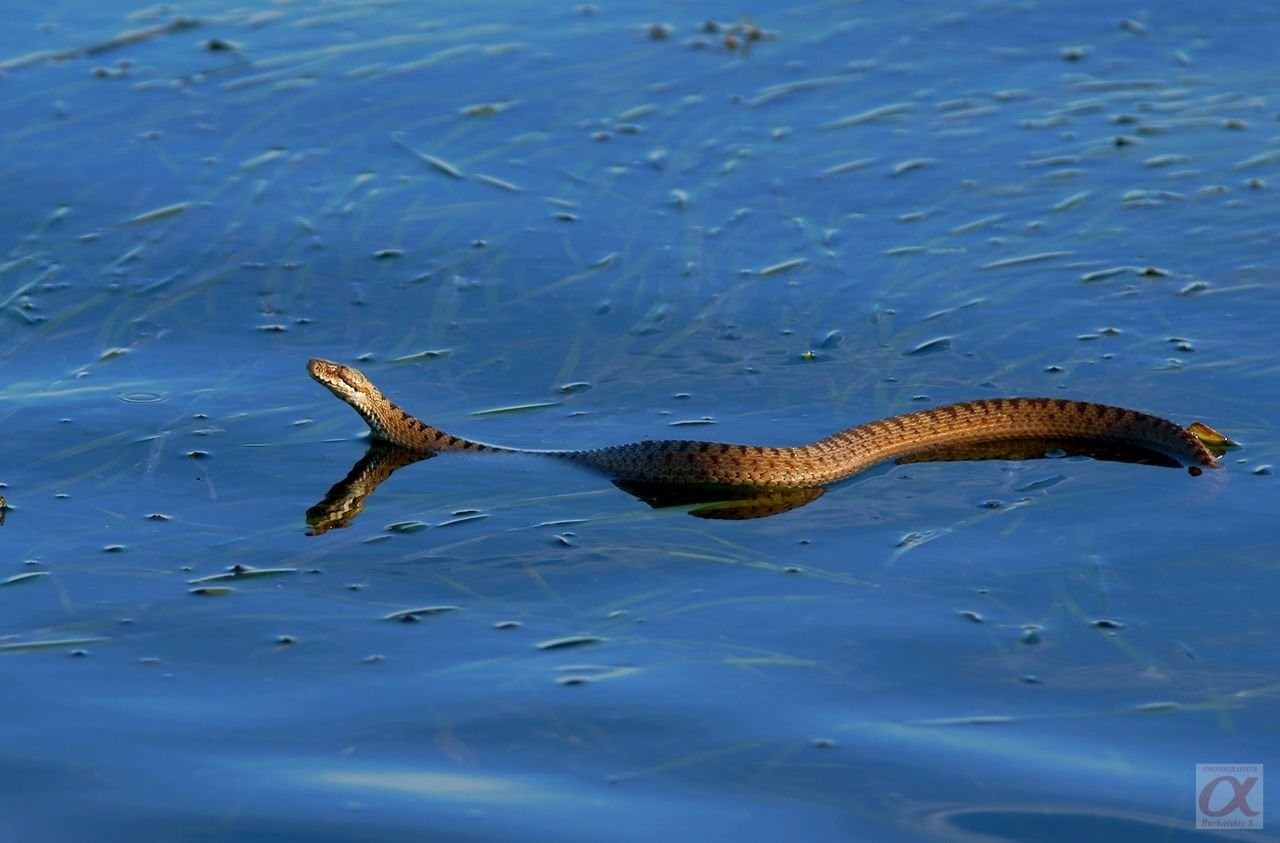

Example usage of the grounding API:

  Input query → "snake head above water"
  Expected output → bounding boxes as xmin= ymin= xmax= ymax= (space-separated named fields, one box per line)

xmin=308 ymin=358 xmax=394 ymax=437
xmin=309 ymin=358 xmax=369 ymax=395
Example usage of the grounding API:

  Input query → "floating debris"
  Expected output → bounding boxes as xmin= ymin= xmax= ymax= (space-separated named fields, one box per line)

xmin=471 ymin=173 xmax=522 ymax=193
xmin=903 ymin=336 xmax=952 ymax=356
xmin=470 ymin=401 xmax=560 ymax=417
xmin=1122 ymin=189 xmax=1184 ymax=206
xmin=981 ymin=251 xmax=1073 ymax=270
xmin=1052 ymin=190 xmax=1091 ymax=211
xmin=0 ymin=637 xmax=107 ymax=652
xmin=820 ymin=158 xmax=876 ymax=178
xmin=392 ymin=349 xmax=450 ymax=363
xmin=1233 ymin=149 xmax=1280 ymax=170
xmin=391 ymin=132 xmax=463 ymax=179
xmin=1143 ymin=154 xmax=1189 ymax=168
xmin=239 ymin=148 xmax=286 ymax=171
xmin=822 ymin=102 xmax=913 ymax=129
xmin=950 ymin=214 xmax=1005 ymax=235
xmin=1 ymin=571 xmax=48 ymax=586
xmin=459 ymin=100 xmax=514 ymax=118
xmin=128 ymin=201 xmax=191 ymax=224
xmin=187 ymin=566 xmax=297 ymax=584
xmin=1081 ymin=266 xmax=1138 ymax=283
xmin=537 ymin=635 xmax=604 ymax=651
xmin=385 ymin=521 xmax=429 ymax=534
xmin=756 ymin=257 xmax=807 ymax=276
xmin=891 ymin=158 xmax=934 ymax=176
xmin=1014 ymin=474 xmax=1066 ymax=493
xmin=618 ymin=104 xmax=655 ymax=120
xmin=383 ymin=605 xmax=462 ymax=621
xmin=437 ymin=513 xmax=488 ymax=528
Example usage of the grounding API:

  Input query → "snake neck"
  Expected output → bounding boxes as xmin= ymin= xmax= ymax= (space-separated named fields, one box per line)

xmin=348 ymin=386 xmax=508 ymax=454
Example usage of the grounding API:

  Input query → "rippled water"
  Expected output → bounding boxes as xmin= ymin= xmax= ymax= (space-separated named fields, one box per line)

xmin=2 ymin=1 xmax=1277 ymax=839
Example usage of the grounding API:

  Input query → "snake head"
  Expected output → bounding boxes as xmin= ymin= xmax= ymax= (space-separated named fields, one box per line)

xmin=308 ymin=358 xmax=381 ymax=405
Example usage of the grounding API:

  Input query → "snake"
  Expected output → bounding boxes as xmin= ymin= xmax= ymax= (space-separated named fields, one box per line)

xmin=308 ymin=358 xmax=1225 ymax=488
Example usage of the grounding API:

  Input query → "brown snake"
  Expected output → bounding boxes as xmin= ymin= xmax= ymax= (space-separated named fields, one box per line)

xmin=309 ymin=358 xmax=1224 ymax=487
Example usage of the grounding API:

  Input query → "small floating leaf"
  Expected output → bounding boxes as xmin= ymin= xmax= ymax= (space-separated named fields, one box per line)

xmin=891 ymin=158 xmax=934 ymax=176
xmin=1014 ymin=474 xmax=1066 ymax=493
xmin=896 ymin=530 xmax=942 ymax=549
xmin=1081 ymin=266 xmax=1137 ymax=283
xmin=823 ymin=102 xmax=913 ymax=129
xmin=1233 ymin=149 xmax=1280 ymax=170
xmin=917 ymin=715 xmax=1016 ymax=726
xmin=239 ymin=148 xmax=286 ymax=170
xmin=903 ymin=336 xmax=952 ymax=356
xmin=471 ymin=173 xmax=522 ymax=193
xmin=187 ymin=567 xmax=297 ymax=584
xmin=757 ymin=258 xmax=808 ymax=276
xmin=2 ymin=571 xmax=48 ymax=586
xmin=981 ymin=251 xmax=1073 ymax=270
xmin=386 ymin=521 xmax=429 ymax=534
xmin=419 ymin=153 xmax=462 ymax=178
xmin=392 ymin=349 xmax=450 ymax=363
xmin=536 ymin=635 xmax=604 ymax=651
xmin=1052 ymin=190 xmax=1091 ymax=211
xmin=470 ymin=401 xmax=560 ymax=417
xmin=0 ymin=637 xmax=106 ymax=652
xmin=820 ymin=158 xmax=876 ymax=178
xmin=129 ymin=201 xmax=191 ymax=224
xmin=382 ymin=605 xmax=462 ymax=621
xmin=436 ymin=513 xmax=488 ymax=527
xmin=459 ymin=100 xmax=514 ymax=117
xmin=618 ymin=104 xmax=655 ymax=121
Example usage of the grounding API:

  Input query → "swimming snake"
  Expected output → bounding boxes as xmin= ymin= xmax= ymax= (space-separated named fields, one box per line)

xmin=308 ymin=358 xmax=1222 ymax=488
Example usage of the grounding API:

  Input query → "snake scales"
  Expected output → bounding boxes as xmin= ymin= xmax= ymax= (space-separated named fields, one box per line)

xmin=309 ymin=358 xmax=1223 ymax=487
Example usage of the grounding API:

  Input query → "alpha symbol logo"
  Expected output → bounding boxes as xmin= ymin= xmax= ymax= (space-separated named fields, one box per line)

xmin=1196 ymin=764 xmax=1263 ymax=829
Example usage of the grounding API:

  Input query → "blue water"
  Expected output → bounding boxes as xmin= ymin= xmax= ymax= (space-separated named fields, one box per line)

xmin=1 ymin=1 xmax=1277 ymax=839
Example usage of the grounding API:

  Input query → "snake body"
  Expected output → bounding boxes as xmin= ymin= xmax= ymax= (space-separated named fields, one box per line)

xmin=308 ymin=358 xmax=1221 ymax=487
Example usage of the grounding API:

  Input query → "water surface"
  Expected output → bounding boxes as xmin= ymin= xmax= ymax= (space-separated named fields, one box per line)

xmin=1 ymin=1 xmax=1277 ymax=839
